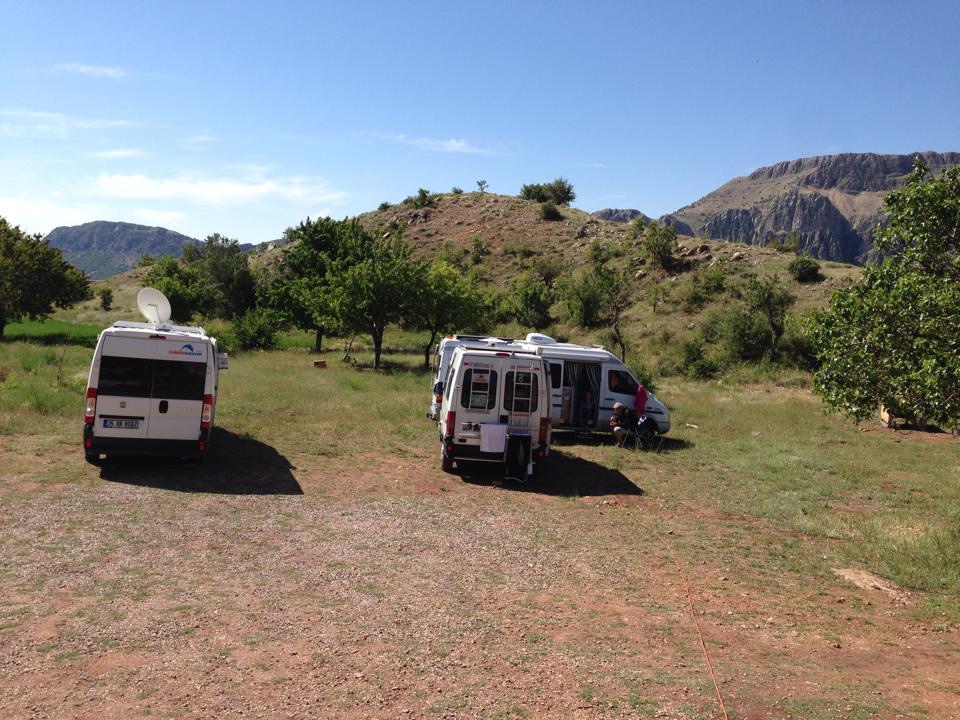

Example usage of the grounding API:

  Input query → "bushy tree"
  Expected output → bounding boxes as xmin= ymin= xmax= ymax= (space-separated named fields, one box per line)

xmin=788 ymin=256 xmax=821 ymax=283
xmin=508 ymin=271 xmax=553 ymax=330
xmin=637 ymin=221 xmax=676 ymax=270
xmin=742 ymin=274 xmax=795 ymax=350
xmin=540 ymin=201 xmax=562 ymax=220
xmin=408 ymin=260 xmax=486 ymax=367
xmin=813 ymin=159 xmax=960 ymax=425
xmin=98 ymin=288 xmax=113 ymax=311
xmin=558 ymin=268 xmax=606 ymax=327
xmin=0 ymin=217 xmax=91 ymax=337
xmin=329 ymin=223 xmax=417 ymax=368
xmin=520 ymin=177 xmax=576 ymax=206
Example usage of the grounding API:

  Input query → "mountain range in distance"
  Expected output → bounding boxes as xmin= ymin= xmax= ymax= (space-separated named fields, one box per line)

xmin=595 ymin=151 xmax=959 ymax=264
xmin=44 ymin=221 xmax=257 ymax=280
xmin=42 ymin=151 xmax=959 ymax=279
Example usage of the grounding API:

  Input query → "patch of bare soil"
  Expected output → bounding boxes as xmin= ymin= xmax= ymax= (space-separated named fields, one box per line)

xmin=1 ymin=439 xmax=959 ymax=719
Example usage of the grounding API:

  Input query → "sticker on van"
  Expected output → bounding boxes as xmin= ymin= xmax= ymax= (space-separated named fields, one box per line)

xmin=169 ymin=343 xmax=202 ymax=357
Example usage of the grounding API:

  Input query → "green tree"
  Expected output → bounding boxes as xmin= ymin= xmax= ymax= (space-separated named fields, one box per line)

xmin=520 ymin=177 xmax=576 ymax=206
xmin=812 ymin=159 xmax=960 ymax=425
xmin=476 ymin=180 xmax=488 ymax=194
xmin=98 ymin=288 xmax=113 ymax=311
xmin=637 ymin=221 xmax=676 ymax=270
xmin=742 ymin=274 xmax=795 ymax=351
xmin=261 ymin=217 xmax=346 ymax=352
xmin=600 ymin=266 xmax=634 ymax=361
xmin=508 ymin=271 xmax=553 ymax=330
xmin=408 ymin=260 xmax=486 ymax=367
xmin=329 ymin=223 xmax=417 ymax=368
xmin=558 ymin=267 xmax=606 ymax=328
xmin=0 ymin=217 xmax=91 ymax=338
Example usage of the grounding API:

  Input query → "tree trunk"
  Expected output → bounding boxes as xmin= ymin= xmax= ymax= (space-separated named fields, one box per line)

xmin=0 ymin=310 xmax=5 ymax=340
xmin=313 ymin=327 xmax=323 ymax=353
xmin=613 ymin=319 xmax=626 ymax=362
xmin=373 ymin=328 xmax=384 ymax=369
xmin=424 ymin=330 xmax=438 ymax=369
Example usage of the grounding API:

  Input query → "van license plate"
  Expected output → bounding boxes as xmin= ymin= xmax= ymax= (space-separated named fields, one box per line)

xmin=103 ymin=419 xmax=139 ymax=430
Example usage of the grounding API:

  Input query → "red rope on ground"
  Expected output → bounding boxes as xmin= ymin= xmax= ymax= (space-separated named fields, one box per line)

xmin=612 ymin=495 xmax=730 ymax=720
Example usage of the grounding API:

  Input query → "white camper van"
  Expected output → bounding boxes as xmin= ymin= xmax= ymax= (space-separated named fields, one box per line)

xmin=438 ymin=346 xmax=551 ymax=480
xmin=82 ymin=288 xmax=227 ymax=464
xmin=430 ymin=333 xmax=670 ymax=435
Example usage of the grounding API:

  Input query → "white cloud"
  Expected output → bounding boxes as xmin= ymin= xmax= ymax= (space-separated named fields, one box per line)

xmin=53 ymin=63 xmax=128 ymax=79
xmin=91 ymin=148 xmax=142 ymax=159
xmin=181 ymin=133 xmax=219 ymax=144
xmin=94 ymin=173 xmax=349 ymax=207
xmin=132 ymin=208 xmax=185 ymax=225
xmin=0 ymin=196 xmax=100 ymax=234
xmin=361 ymin=131 xmax=491 ymax=155
xmin=0 ymin=109 xmax=134 ymax=138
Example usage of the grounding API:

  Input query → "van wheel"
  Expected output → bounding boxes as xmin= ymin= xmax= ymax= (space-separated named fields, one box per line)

xmin=440 ymin=446 xmax=455 ymax=474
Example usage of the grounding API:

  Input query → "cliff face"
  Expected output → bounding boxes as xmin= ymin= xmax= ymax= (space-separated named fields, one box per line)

xmin=672 ymin=152 xmax=960 ymax=263
xmin=591 ymin=208 xmax=648 ymax=224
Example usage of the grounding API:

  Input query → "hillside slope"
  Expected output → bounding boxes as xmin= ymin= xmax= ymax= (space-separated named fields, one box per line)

xmin=671 ymin=151 xmax=960 ymax=264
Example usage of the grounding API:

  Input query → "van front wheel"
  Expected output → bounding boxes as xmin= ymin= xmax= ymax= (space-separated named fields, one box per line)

xmin=440 ymin=446 xmax=455 ymax=474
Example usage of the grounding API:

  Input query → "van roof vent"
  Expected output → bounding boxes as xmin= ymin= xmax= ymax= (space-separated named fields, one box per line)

xmin=524 ymin=333 xmax=556 ymax=345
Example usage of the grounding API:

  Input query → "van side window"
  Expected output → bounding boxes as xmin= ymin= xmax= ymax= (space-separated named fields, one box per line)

xmin=97 ymin=356 xmax=153 ymax=397
xmin=153 ymin=360 xmax=206 ymax=400
xmin=549 ymin=363 xmax=562 ymax=389
xmin=607 ymin=370 xmax=638 ymax=396
xmin=460 ymin=369 xmax=498 ymax=410
xmin=504 ymin=371 xmax=539 ymax=413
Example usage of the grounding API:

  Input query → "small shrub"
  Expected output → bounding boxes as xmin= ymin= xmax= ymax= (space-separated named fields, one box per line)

xmin=476 ymin=180 xmax=488 ymax=194
xmin=679 ymin=335 xmax=719 ymax=379
xmin=470 ymin=235 xmax=490 ymax=263
xmin=451 ymin=186 xmax=464 ymax=195
xmin=231 ymin=308 xmax=279 ymax=350
xmin=97 ymin=288 xmax=113 ymax=311
xmin=540 ymin=202 xmax=563 ymax=221
xmin=378 ymin=201 xmax=392 ymax=211
xmin=409 ymin=188 xmax=436 ymax=208
xmin=136 ymin=253 xmax=157 ymax=268
xmin=788 ymin=256 xmax=822 ymax=283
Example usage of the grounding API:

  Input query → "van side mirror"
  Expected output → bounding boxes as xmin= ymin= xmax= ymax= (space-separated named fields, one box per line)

xmin=217 ymin=352 xmax=229 ymax=370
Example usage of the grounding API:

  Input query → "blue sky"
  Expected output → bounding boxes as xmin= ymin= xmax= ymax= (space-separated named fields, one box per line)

xmin=1 ymin=0 xmax=958 ymax=243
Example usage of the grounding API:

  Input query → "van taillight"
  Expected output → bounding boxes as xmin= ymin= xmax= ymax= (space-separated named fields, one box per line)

xmin=444 ymin=410 xmax=456 ymax=437
xmin=539 ymin=417 xmax=550 ymax=444
xmin=84 ymin=388 xmax=97 ymax=424
xmin=201 ymin=394 xmax=213 ymax=428
xmin=434 ymin=393 xmax=442 ymax=403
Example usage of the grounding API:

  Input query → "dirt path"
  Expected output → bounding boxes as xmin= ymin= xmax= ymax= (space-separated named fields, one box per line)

xmin=1 ymin=438 xmax=958 ymax=719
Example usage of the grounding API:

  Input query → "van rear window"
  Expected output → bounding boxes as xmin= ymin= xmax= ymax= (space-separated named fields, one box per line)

xmin=97 ymin=356 xmax=153 ymax=397
xmin=153 ymin=360 xmax=206 ymax=400
xmin=460 ymin=368 xmax=497 ymax=410
xmin=504 ymin=371 xmax=539 ymax=413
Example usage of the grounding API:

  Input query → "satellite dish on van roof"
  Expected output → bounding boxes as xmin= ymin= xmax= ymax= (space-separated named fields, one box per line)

xmin=137 ymin=287 xmax=172 ymax=324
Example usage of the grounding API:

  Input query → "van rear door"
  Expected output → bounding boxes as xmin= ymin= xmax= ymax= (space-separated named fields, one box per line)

xmin=148 ymin=339 xmax=208 ymax=441
xmin=95 ymin=336 xmax=154 ymax=440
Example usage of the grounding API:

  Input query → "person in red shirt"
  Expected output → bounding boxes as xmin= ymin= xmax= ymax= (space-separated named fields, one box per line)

xmin=635 ymin=382 xmax=648 ymax=419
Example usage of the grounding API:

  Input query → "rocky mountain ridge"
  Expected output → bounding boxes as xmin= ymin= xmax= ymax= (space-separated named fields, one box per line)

xmin=671 ymin=151 xmax=959 ymax=264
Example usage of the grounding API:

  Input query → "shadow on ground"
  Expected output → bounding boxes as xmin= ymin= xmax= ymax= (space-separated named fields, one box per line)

xmin=459 ymin=449 xmax=643 ymax=497
xmin=98 ymin=429 xmax=302 ymax=495
xmin=551 ymin=431 xmax=693 ymax=454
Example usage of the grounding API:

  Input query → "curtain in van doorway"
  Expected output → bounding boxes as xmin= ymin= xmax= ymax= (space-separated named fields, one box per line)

xmin=565 ymin=362 xmax=582 ymax=424
xmin=566 ymin=362 xmax=601 ymax=427
xmin=584 ymin=364 xmax=601 ymax=422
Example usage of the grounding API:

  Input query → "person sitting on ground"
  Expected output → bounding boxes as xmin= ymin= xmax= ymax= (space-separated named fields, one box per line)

xmin=609 ymin=401 xmax=633 ymax=448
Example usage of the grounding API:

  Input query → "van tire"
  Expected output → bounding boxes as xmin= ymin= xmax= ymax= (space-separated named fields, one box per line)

xmin=440 ymin=446 xmax=455 ymax=474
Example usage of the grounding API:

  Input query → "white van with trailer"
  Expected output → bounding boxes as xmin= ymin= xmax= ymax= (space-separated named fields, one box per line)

xmin=430 ymin=333 xmax=670 ymax=435
xmin=82 ymin=288 xmax=228 ymax=464
xmin=438 ymin=346 xmax=552 ymax=481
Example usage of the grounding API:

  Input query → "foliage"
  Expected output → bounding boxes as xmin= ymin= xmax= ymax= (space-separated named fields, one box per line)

xmin=557 ymin=268 xmax=606 ymax=328
xmin=507 ymin=271 xmax=553 ymax=330
xmin=476 ymin=180 xmax=488 ymax=194
xmin=470 ymin=235 xmax=490 ymax=264
xmin=529 ymin=256 xmax=565 ymax=287
xmin=521 ymin=177 xmax=576 ymax=206
xmin=378 ymin=201 xmax=392 ymax=211
xmin=97 ymin=288 xmax=113 ymax=311
xmin=0 ymin=217 xmax=91 ymax=338
xmin=136 ymin=253 xmax=158 ymax=267
xmin=769 ymin=231 xmax=800 ymax=253
xmin=742 ymin=274 xmax=795 ymax=350
xmin=260 ymin=217 xmax=348 ymax=352
xmin=679 ymin=267 xmax=726 ymax=312
xmin=230 ymin=308 xmax=279 ymax=350
xmin=678 ymin=335 xmax=719 ymax=379
xmin=540 ymin=201 xmax=563 ymax=221
xmin=329 ymin=223 xmax=418 ymax=368
xmin=407 ymin=260 xmax=487 ymax=366
xmin=788 ymin=256 xmax=822 ymax=283
xmin=812 ymin=161 xmax=960 ymax=425
xmin=407 ymin=188 xmax=436 ymax=209
xmin=636 ymin=221 xmax=676 ymax=270
xmin=144 ymin=234 xmax=255 ymax=321
xmin=450 ymin=186 xmax=464 ymax=195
